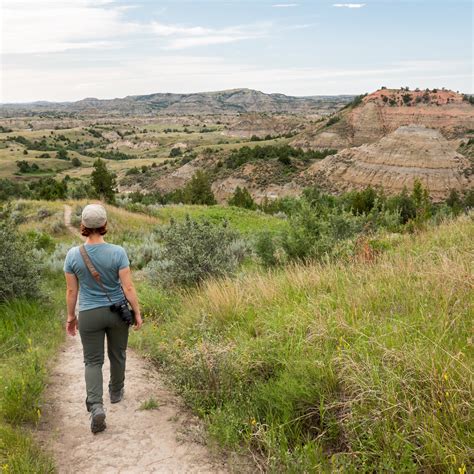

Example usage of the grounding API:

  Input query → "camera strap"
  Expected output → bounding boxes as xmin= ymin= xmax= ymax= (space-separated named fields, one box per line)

xmin=79 ymin=245 xmax=113 ymax=304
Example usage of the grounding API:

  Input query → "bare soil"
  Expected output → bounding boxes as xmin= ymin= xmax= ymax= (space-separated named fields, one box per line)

xmin=36 ymin=336 xmax=230 ymax=473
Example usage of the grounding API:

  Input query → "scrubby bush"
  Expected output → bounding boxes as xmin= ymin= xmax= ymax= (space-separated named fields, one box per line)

xmin=0 ymin=179 xmax=30 ymax=201
xmin=16 ymin=161 xmax=39 ymax=173
xmin=56 ymin=148 xmax=69 ymax=160
xmin=169 ymin=147 xmax=182 ymax=157
xmin=255 ymin=232 xmax=279 ymax=267
xmin=281 ymin=203 xmax=365 ymax=262
xmin=29 ymin=177 xmax=68 ymax=200
xmin=225 ymin=145 xmax=336 ymax=170
xmin=124 ymin=233 xmax=163 ymax=270
xmin=325 ymin=115 xmax=341 ymax=126
xmin=46 ymin=216 xmax=66 ymax=235
xmin=42 ymin=243 xmax=71 ymax=272
xmin=228 ymin=186 xmax=256 ymax=210
xmin=25 ymin=230 xmax=55 ymax=252
xmin=146 ymin=216 xmax=247 ymax=286
xmin=0 ymin=219 xmax=41 ymax=302
xmin=69 ymin=205 xmax=82 ymax=228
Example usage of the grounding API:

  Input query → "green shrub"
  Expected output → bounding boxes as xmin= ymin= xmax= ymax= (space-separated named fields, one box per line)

xmin=326 ymin=115 xmax=341 ymax=127
xmin=124 ymin=233 xmax=163 ymax=270
xmin=255 ymin=232 xmax=279 ymax=267
xmin=228 ymin=187 xmax=256 ymax=210
xmin=56 ymin=148 xmax=69 ymax=160
xmin=0 ymin=220 xmax=41 ymax=302
xmin=281 ymin=203 xmax=365 ymax=262
xmin=147 ymin=216 xmax=247 ymax=286
xmin=169 ymin=147 xmax=182 ymax=157
xmin=225 ymin=145 xmax=336 ymax=170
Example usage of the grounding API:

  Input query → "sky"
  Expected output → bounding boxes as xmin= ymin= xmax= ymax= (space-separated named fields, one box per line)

xmin=0 ymin=0 xmax=472 ymax=103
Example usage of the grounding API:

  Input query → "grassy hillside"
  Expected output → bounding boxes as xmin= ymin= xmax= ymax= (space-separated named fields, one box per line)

xmin=131 ymin=215 xmax=474 ymax=472
xmin=0 ymin=274 xmax=65 ymax=472
xmin=123 ymin=202 xmax=288 ymax=236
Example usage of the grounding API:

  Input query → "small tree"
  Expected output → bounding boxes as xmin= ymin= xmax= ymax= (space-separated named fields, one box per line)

xmin=71 ymin=157 xmax=81 ymax=167
xmin=57 ymin=149 xmax=69 ymax=161
xmin=90 ymin=158 xmax=116 ymax=203
xmin=255 ymin=232 xmax=278 ymax=267
xmin=183 ymin=170 xmax=216 ymax=205
xmin=446 ymin=189 xmax=463 ymax=215
xmin=411 ymin=179 xmax=431 ymax=221
xmin=228 ymin=187 xmax=256 ymax=209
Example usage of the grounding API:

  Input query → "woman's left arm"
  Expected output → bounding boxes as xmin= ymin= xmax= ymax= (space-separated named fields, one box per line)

xmin=65 ymin=272 xmax=79 ymax=336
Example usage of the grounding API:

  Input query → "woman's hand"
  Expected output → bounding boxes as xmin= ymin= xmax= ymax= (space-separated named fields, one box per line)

xmin=133 ymin=313 xmax=143 ymax=331
xmin=66 ymin=316 xmax=78 ymax=336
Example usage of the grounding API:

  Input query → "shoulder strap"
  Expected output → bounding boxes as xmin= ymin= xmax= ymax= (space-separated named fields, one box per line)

xmin=79 ymin=245 xmax=113 ymax=303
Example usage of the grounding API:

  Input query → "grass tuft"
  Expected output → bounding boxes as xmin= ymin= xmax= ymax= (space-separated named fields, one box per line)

xmin=139 ymin=398 xmax=160 ymax=411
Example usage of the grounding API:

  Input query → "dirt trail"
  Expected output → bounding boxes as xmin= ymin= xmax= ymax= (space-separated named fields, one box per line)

xmin=35 ymin=205 xmax=230 ymax=473
xmin=63 ymin=204 xmax=84 ymax=240
xmin=37 ymin=336 xmax=228 ymax=473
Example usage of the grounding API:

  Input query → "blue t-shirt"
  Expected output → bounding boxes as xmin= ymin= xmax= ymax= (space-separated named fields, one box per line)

xmin=63 ymin=243 xmax=130 ymax=312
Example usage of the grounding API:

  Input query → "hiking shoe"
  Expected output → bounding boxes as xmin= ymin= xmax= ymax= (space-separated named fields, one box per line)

xmin=90 ymin=404 xmax=106 ymax=433
xmin=109 ymin=388 xmax=124 ymax=404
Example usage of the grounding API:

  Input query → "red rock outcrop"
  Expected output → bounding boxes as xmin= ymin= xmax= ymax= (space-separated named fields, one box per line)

xmin=291 ymin=89 xmax=474 ymax=151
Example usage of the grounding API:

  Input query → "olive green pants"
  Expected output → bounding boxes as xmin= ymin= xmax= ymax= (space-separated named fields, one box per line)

xmin=78 ymin=305 xmax=129 ymax=408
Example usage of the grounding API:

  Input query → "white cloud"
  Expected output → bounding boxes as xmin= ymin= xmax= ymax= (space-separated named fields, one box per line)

xmin=151 ymin=21 xmax=271 ymax=50
xmin=272 ymin=3 xmax=299 ymax=7
xmin=1 ymin=0 xmax=139 ymax=54
xmin=1 ymin=1 xmax=271 ymax=54
xmin=333 ymin=3 xmax=366 ymax=8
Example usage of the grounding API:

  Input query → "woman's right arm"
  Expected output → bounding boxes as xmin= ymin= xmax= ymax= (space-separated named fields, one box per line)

xmin=119 ymin=266 xmax=143 ymax=330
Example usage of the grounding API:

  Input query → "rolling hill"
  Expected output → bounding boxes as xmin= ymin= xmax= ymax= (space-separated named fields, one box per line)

xmin=0 ymin=89 xmax=354 ymax=117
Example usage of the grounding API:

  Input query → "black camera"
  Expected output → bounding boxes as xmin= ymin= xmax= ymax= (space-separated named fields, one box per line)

xmin=110 ymin=300 xmax=135 ymax=326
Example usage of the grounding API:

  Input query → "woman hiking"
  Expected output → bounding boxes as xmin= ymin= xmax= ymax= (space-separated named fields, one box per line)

xmin=63 ymin=203 xmax=143 ymax=433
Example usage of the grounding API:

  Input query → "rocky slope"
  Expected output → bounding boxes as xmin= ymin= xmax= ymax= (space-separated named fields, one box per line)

xmin=291 ymin=89 xmax=474 ymax=150
xmin=222 ymin=114 xmax=308 ymax=138
xmin=1 ymin=89 xmax=354 ymax=117
xmin=297 ymin=125 xmax=473 ymax=201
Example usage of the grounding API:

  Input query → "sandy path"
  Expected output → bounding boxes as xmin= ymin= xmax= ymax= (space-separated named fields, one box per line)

xmin=36 ymin=336 xmax=228 ymax=473
xmin=34 ymin=205 xmax=231 ymax=473
xmin=63 ymin=204 xmax=84 ymax=240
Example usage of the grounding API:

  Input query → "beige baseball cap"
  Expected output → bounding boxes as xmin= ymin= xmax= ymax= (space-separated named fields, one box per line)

xmin=81 ymin=204 xmax=107 ymax=228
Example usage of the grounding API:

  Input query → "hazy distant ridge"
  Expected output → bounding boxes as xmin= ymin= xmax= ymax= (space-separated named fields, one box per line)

xmin=1 ymin=88 xmax=354 ymax=116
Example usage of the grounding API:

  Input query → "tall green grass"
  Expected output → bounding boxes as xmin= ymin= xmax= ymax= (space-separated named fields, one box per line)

xmin=0 ymin=275 xmax=64 ymax=472
xmin=124 ymin=203 xmax=289 ymax=236
xmin=131 ymin=216 xmax=474 ymax=472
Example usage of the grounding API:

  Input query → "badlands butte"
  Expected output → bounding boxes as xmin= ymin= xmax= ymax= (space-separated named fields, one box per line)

xmin=1 ymin=87 xmax=473 ymax=201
